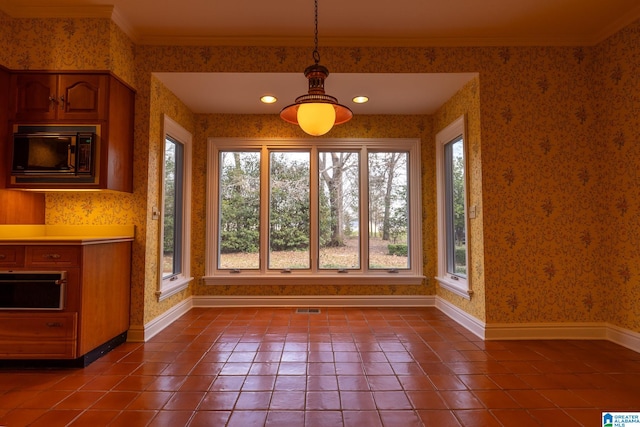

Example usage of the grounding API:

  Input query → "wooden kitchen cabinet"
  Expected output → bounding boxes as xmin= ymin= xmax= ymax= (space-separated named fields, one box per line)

xmin=0 ymin=313 xmax=78 ymax=359
xmin=0 ymin=245 xmax=25 ymax=267
xmin=11 ymin=73 xmax=107 ymax=122
xmin=0 ymin=66 xmax=46 ymax=218
xmin=5 ymin=70 xmax=135 ymax=192
xmin=0 ymin=239 xmax=132 ymax=365
xmin=26 ymin=245 xmax=79 ymax=267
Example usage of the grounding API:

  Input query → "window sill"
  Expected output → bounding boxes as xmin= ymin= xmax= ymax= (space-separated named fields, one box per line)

xmin=203 ymin=273 xmax=425 ymax=286
xmin=435 ymin=275 xmax=472 ymax=300
xmin=157 ymin=276 xmax=194 ymax=301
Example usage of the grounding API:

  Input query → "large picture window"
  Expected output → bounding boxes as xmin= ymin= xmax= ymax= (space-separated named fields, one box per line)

xmin=158 ymin=115 xmax=193 ymax=300
xmin=206 ymin=139 xmax=423 ymax=286
xmin=436 ymin=115 xmax=471 ymax=299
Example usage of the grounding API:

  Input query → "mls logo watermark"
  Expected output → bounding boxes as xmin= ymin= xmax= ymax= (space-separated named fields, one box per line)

xmin=603 ymin=412 xmax=640 ymax=427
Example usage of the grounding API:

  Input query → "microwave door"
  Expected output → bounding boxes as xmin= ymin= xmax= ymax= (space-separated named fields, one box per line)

xmin=12 ymin=134 xmax=75 ymax=174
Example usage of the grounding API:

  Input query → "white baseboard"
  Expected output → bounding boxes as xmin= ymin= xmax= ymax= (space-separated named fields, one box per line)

xmin=435 ymin=297 xmax=487 ymax=339
xmin=484 ymin=322 xmax=608 ymax=340
xmin=127 ymin=297 xmax=193 ymax=342
xmin=606 ymin=323 xmax=640 ymax=352
xmin=423 ymin=297 xmax=640 ymax=354
xmin=126 ymin=294 xmax=640 ymax=354
xmin=484 ymin=320 xmax=640 ymax=353
xmin=192 ymin=294 xmax=436 ymax=308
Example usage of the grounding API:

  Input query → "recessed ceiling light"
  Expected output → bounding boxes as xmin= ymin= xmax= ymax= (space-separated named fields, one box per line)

xmin=260 ymin=95 xmax=277 ymax=104
xmin=352 ymin=96 xmax=369 ymax=104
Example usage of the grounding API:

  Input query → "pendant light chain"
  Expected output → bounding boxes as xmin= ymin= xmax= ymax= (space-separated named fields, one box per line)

xmin=313 ymin=0 xmax=320 ymax=64
xmin=279 ymin=0 xmax=353 ymax=135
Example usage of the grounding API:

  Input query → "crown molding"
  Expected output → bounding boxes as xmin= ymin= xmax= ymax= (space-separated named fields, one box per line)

xmin=135 ymin=34 xmax=598 ymax=48
xmin=0 ymin=2 xmax=113 ymax=19
xmin=110 ymin=5 xmax=138 ymax=41
xmin=588 ymin=2 xmax=640 ymax=45
xmin=2 ymin=2 xmax=640 ymax=48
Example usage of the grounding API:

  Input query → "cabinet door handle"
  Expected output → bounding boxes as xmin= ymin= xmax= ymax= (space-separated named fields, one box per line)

xmin=59 ymin=95 xmax=66 ymax=110
xmin=0 ymin=254 xmax=5 ymax=259
xmin=46 ymin=322 xmax=63 ymax=328
xmin=43 ymin=253 xmax=62 ymax=259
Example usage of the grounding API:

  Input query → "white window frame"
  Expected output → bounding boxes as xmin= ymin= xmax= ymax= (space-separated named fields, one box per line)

xmin=435 ymin=115 xmax=472 ymax=299
xmin=205 ymin=138 xmax=424 ymax=286
xmin=157 ymin=114 xmax=193 ymax=301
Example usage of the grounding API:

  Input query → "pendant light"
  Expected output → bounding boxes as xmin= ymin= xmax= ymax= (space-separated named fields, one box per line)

xmin=280 ymin=0 xmax=352 ymax=136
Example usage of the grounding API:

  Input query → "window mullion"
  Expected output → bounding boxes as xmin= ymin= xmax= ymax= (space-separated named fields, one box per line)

xmin=360 ymin=145 xmax=369 ymax=273
xmin=408 ymin=140 xmax=423 ymax=272
xmin=260 ymin=146 xmax=270 ymax=274
xmin=310 ymin=145 xmax=319 ymax=272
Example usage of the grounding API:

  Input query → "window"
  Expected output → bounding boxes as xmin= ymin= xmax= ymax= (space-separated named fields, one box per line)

xmin=269 ymin=151 xmax=310 ymax=269
xmin=436 ymin=115 xmax=472 ymax=299
xmin=206 ymin=139 xmax=423 ymax=286
xmin=163 ymin=136 xmax=183 ymax=277
xmin=158 ymin=115 xmax=193 ymax=300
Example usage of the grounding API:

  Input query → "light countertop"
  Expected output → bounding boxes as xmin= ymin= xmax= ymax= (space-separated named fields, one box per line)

xmin=0 ymin=225 xmax=134 ymax=244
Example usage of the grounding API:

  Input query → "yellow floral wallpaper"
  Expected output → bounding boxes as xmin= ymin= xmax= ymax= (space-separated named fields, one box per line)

xmin=5 ymin=17 xmax=111 ymax=70
xmin=1 ymin=12 xmax=639 ymax=334
xmin=595 ymin=21 xmax=640 ymax=331
xmin=433 ymin=77 xmax=485 ymax=321
xmin=144 ymin=75 xmax=197 ymax=322
xmin=477 ymin=46 xmax=605 ymax=325
xmin=108 ymin=21 xmax=136 ymax=88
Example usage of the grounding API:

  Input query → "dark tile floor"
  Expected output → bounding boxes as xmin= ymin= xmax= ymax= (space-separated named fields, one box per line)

xmin=1 ymin=307 xmax=639 ymax=426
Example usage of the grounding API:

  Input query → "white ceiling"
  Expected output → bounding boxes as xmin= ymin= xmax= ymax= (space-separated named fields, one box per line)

xmin=2 ymin=0 xmax=639 ymax=115
xmin=153 ymin=72 xmax=478 ymax=115
xmin=2 ymin=0 xmax=639 ymax=46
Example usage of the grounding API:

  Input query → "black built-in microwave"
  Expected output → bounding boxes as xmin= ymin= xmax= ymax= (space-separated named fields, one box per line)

xmin=10 ymin=124 xmax=99 ymax=184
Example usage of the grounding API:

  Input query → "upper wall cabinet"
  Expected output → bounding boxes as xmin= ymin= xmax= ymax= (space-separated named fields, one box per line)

xmin=4 ymin=71 xmax=135 ymax=192
xmin=11 ymin=73 xmax=108 ymax=122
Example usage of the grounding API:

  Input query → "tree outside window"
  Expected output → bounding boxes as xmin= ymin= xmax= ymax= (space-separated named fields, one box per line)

xmin=206 ymin=139 xmax=423 ymax=284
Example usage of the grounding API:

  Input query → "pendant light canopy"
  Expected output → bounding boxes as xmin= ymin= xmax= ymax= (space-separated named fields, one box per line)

xmin=280 ymin=0 xmax=352 ymax=136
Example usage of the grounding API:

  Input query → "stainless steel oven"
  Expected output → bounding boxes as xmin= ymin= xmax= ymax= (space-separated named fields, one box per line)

xmin=0 ymin=271 xmax=67 ymax=310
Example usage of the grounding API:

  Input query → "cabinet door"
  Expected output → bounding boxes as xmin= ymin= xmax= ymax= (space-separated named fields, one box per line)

xmin=1 ymin=67 xmax=8 ymax=187
xmin=58 ymin=74 xmax=107 ymax=120
xmin=0 ymin=246 xmax=25 ymax=267
xmin=12 ymin=74 xmax=58 ymax=121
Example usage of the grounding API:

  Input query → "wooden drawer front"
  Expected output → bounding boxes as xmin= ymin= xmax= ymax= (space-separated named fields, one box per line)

xmin=27 ymin=246 xmax=79 ymax=267
xmin=0 ymin=246 xmax=25 ymax=267
xmin=0 ymin=312 xmax=77 ymax=359
xmin=0 ymin=313 xmax=77 ymax=339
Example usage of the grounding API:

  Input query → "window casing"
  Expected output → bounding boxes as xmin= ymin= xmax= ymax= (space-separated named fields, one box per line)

xmin=436 ymin=115 xmax=472 ymax=299
xmin=163 ymin=135 xmax=184 ymax=277
xmin=205 ymin=138 xmax=423 ymax=286
xmin=158 ymin=115 xmax=193 ymax=301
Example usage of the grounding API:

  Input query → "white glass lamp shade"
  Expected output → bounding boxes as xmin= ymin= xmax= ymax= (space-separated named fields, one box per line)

xmin=297 ymin=103 xmax=336 ymax=136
